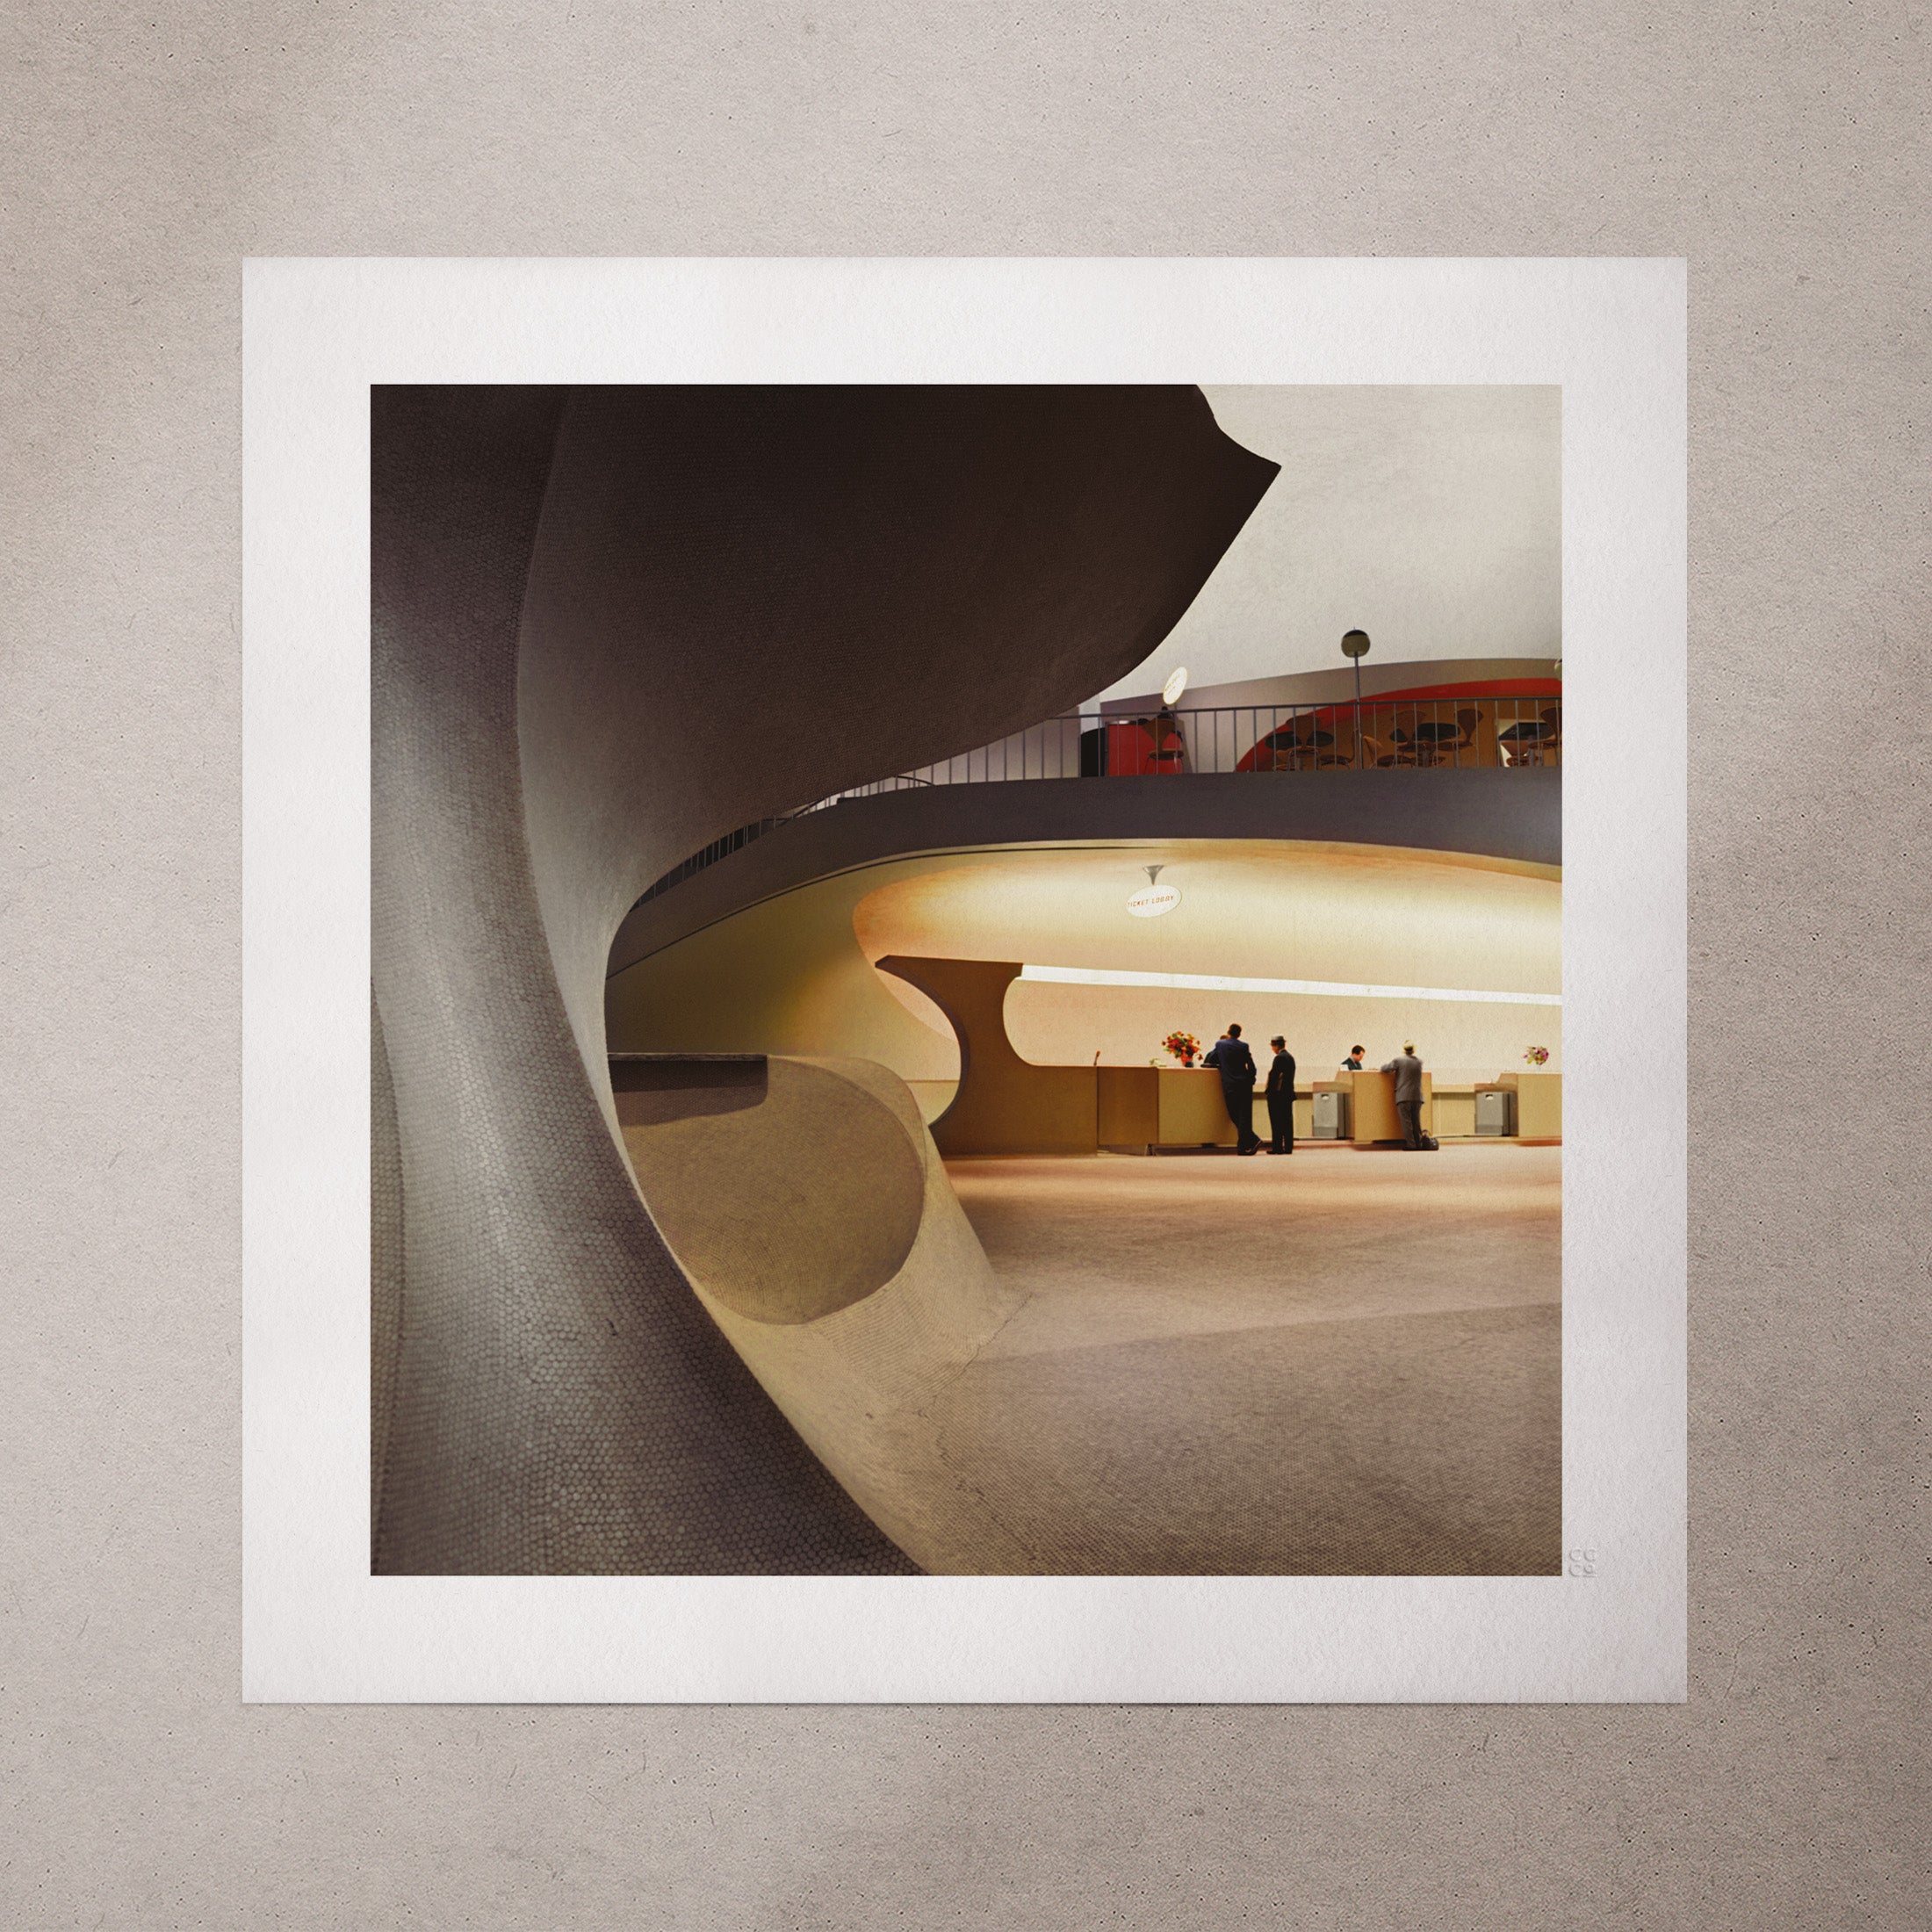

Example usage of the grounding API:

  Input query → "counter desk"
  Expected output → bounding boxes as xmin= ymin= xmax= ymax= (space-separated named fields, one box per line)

xmin=1088 ymin=1064 xmax=1561 ymax=1153
xmin=1098 ymin=1065 xmax=1240 ymax=1151
xmin=1475 ymin=1071 xmax=1563 ymax=1143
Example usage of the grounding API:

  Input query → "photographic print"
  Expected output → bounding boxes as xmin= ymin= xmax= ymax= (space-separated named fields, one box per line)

xmin=245 ymin=258 xmax=1682 ymax=1699
xmin=371 ymin=381 xmax=1563 ymax=1581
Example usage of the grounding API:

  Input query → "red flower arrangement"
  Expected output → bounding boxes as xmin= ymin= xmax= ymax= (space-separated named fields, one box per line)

xmin=1163 ymin=1031 xmax=1202 ymax=1067
xmin=1523 ymin=1045 xmax=1551 ymax=1067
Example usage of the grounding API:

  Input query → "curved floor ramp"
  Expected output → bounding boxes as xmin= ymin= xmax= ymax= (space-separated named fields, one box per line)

xmin=611 ymin=1054 xmax=924 ymax=1325
xmin=614 ymin=1052 xmax=1039 ymax=1575
xmin=371 ymin=384 xmax=1276 ymax=1573
xmin=614 ymin=1050 xmax=1561 ymax=1578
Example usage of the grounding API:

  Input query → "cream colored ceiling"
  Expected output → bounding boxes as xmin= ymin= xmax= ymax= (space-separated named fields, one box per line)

xmin=1092 ymin=386 xmax=1561 ymax=704
xmin=608 ymin=838 xmax=1562 ymax=1085
xmin=853 ymin=841 xmax=1560 ymax=998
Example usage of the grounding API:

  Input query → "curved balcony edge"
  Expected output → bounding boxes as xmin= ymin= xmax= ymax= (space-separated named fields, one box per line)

xmin=609 ymin=768 xmax=1561 ymax=978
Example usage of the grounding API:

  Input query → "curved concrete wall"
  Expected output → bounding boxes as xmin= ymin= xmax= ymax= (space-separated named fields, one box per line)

xmin=614 ymin=1054 xmax=925 ymax=1324
xmin=371 ymin=385 xmax=1275 ymax=1573
xmin=369 ymin=992 xmax=403 ymax=1565
xmin=608 ymin=861 xmax=965 ymax=1078
xmin=876 ymin=956 xmax=1099 ymax=1156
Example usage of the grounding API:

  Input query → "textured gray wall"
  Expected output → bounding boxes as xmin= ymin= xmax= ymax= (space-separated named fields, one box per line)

xmin=371 ymin=384 xmax=1272 ymax=1574
xmin=370 ymin=386 xmax=917 ymax=1575
xmin=369 ymin=993 xmax=402 ymax=1560
xmin=7 ymin=4 xmax=1926 ymax=1926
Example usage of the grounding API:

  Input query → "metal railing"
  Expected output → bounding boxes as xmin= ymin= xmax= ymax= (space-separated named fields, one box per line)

xmin=881 ymin=697 xmax=1562 ymax=782
xmin=633 ymin=696 xmax=1561 ymax=907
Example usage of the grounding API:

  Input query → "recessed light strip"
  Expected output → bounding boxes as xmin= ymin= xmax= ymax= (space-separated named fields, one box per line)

xmin=1019 ymin=963 xmax=1561 ymax=1006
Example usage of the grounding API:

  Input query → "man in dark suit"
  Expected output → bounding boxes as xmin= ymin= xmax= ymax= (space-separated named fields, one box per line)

xmin=1203 ymin=1022 xmax=1262 ymax=1154
xmin=1381 ymin=1041 xmax=1427 ymax=1149
xmin=1265 ymin=1035 xmax=1297 ymax=1154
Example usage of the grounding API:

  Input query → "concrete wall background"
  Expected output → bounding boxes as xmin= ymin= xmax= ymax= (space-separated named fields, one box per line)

xmin=609 ymin=859 xmax=967 ymax=1077
xmin=1005 ymin=982 xmax=1558 ymax=1082
xmin=8 ymin=5 xmax=1926 ymax=1928
xmin=614 ymin=1053 xmax=1039 ymax=1571
xmin=371 ymin=386 xmax=919 ymax=1575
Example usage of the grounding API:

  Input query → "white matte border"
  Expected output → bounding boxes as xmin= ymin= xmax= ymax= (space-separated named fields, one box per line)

xmin=242 ymin=258 xmax=1685 ymax=1703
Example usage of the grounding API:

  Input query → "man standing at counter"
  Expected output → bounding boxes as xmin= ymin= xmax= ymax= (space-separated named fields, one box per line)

xmin=1265 ymin=1035 xmax=1297 ymax=1155
xmin=1204 ymin=1023 xmax=1262 ymax=1155
xmin=1381 ymin=1041 xmax=1428 ymax=1150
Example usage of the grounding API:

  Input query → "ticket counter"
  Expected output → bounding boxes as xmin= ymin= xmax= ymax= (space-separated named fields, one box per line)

xmin=1477 ymin=1071 xmax=1562 ymax=1143
xmin=1344 ymin=1068 xmax=1435 ymax=1144
xmin=1098 ymin=1066 xmax=1240 ymax=1151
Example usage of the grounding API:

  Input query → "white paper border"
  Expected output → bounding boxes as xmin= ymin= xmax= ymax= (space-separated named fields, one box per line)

xmin=242 ymin=258 xmax=1685 ymax=1702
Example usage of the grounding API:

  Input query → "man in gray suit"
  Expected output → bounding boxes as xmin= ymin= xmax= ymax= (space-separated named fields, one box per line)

xmin=1381 ymin=1041 xmax=1428 ymax=1150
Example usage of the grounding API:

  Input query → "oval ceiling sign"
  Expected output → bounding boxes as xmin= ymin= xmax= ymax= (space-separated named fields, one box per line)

xmin=1126 ymin=883 xmax=1182 ymax=919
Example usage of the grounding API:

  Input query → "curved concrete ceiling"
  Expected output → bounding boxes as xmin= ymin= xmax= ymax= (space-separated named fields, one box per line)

xmin=1093 ymin=386 xmax=1561 ymax=703
xmin=854 ymin=845 xmax=1561 ymax=997
xmin=861 ymin=844 xmax=1561 ymax=1082
xmin=609 ymin=766 xmax=1561 ymax=977
xmin=606 ymin=837 xmax=1563 ymax=1092
xmin=517 ymin=385 xmax=1281 ymax=1097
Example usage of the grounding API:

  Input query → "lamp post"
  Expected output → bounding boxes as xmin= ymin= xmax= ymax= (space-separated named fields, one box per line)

xmin=1340 ymin=629 xmax=1371 ymax=767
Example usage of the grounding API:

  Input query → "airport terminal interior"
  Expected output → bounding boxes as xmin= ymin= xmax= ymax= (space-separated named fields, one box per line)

xmin=371 ymin=381 xmax=1563 ymax=1576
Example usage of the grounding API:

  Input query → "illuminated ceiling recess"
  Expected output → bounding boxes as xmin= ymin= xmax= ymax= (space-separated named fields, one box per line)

xmin=1020 ymin=963 xmax=1562 ymax=1006
xmin=1124 ymin=862 xmax=1181 ymax=919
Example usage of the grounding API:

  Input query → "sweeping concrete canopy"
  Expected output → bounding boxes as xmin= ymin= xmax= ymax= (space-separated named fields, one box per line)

xmin=1097 ymin=386 xmax=1561 ymax=701
xmin=371 ymin=384 xmax=1276 ymax=1573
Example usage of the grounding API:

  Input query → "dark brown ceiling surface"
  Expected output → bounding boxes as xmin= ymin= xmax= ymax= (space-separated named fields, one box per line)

xmin=517 ymin=383 xmax=1279 ymax=1085
xmin=372 ymin=383 xmax=1274 ymax=1575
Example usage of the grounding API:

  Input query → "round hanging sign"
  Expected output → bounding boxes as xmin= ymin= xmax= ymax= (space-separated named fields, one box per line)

xmin=1126 ymin=883 xmax=1181 ymax=919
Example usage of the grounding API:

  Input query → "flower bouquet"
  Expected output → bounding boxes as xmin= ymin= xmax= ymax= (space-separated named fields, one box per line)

xmin=1523 ymin=1045 xmax=1551 ymax=1067
xmin=1163 ymin=1030 xmax=1202 ymax=1068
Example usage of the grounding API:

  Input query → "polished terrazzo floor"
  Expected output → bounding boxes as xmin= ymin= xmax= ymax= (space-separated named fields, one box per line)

xmin=937 ymin=1143 xmax=1561 ymax=1575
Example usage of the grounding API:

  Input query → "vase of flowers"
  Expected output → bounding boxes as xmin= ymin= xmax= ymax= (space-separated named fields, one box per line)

xmin=1164 ymin=1030 xmax=1201 ymax=1068
xmin=1523 ymin=1045 xmax=1550 ymax=1067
